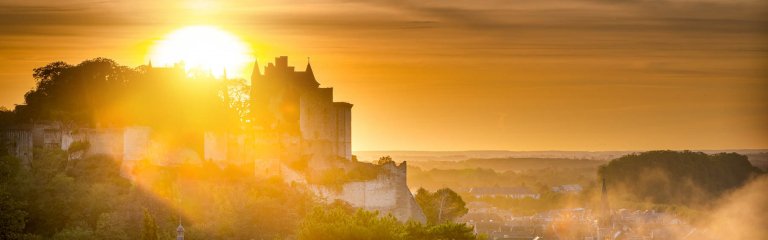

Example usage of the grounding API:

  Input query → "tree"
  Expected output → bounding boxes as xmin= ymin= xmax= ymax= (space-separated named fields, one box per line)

xmin=298 ymin=205 xmax=481 ymax=240
xmin=0 ymin=190 xmax=27 ymax=239
xmin=141 ymin=209 xmax=158 ymax=240
xmin=0 ymin=150 xmax=28 ymax=240
xmin=424 ymin=222 xmax=478 ymax=240
xmin=298 ymin=207 xmax=405 ymax=240
xmin=414 ymin=188 xmax=468 ymax=224
xmin=377 ymin=156 xmax=395 ymax=165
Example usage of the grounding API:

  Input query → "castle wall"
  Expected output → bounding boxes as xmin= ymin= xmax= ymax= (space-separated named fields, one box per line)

xmin=61 ymin=130 xmax=84 ymax=151
xmin=124 ymin=126 xmax=151 ymax=162
xmin=334 ymin=103 xmax=352 ymax=160
xmin=31 ymin=122 xmax=61 ymax=148
xmin=204 ymin=131 xmax=227 ymax=162
xmin=0 ymin=129 xmax=33 ymax=163
xmin=310 ymin=162 xmax=427 ymax=223
xmin=227 ymin=134 xmax=254 ymax=166
xmin=299 ymin=88 xmax=340 ymax=170
xmin=83 ymin=129 xmax=124 ymax=158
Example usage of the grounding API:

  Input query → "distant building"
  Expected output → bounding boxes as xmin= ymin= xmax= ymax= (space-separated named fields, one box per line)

xmin=469 ymin=187 xmax=540 ymax=199
xmin=176 ymin=223 xmax=184 ymax=240
xmin=551 ymin=184 xmax=583 ymax=193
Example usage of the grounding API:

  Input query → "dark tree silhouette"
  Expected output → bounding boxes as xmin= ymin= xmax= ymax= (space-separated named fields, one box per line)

xmin=599 ymin=150 xmax=763 ymax=205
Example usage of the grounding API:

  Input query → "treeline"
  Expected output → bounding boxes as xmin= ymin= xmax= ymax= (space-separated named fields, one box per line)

xmin=0 ymin=58 xmax=245 ymax=132
xmin=408 ymin=166 xmax=596 ymax=192
xmin=599 ymin=150 xmax=764 ymax=205
xmin=408 ymin=158 xmax=605 ymax=172
xmin=407 ymin=161 xmax=599 ymax=216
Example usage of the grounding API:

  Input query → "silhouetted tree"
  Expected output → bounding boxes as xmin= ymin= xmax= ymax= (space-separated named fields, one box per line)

xmin=415 ymin=188 xmax=468 ymax=224
xmin=377 ymin=156 xmax=395 ymax=165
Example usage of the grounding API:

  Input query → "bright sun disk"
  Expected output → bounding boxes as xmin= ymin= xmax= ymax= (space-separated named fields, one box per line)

xmin=149 ymin=26 xmax=252 ymax=78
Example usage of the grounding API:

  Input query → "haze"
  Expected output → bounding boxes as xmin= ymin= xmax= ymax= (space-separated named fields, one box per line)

xmin=1 ymin=0 xmax=767 ymax=151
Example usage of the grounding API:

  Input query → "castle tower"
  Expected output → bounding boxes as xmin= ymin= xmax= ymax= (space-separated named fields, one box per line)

xmin=245 ymin=56 xmax=353 ymax=162
xmin=250 ymin=59 xmax=272 ymax=128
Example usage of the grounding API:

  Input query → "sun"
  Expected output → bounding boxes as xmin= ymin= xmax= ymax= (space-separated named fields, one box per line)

xmin=149 ymin=26 xmax=252 ymax=78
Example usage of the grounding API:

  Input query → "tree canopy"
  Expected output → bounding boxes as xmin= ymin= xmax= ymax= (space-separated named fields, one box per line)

xmin=298 ymin=206 xmax=480 ymax=240
xmin=599 ymin=150 xmax=763 ymax=205
xmin=415 ymin=188 xmax=468 ymax=225
xmin=12 ymin=58 xmax=245 ymax=132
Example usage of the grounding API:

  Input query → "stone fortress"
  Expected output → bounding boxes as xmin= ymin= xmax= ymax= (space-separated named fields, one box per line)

xmin=0 ymin=56 xmax=426 ymax=222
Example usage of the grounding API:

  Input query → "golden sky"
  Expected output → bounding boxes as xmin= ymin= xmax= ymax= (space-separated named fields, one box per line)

xmin=1 ymin=0 xmax=767 ymax=151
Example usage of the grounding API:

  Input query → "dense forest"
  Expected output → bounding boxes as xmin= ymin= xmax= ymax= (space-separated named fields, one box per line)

xmin=599 ymin=150 xmax=763 ymax=206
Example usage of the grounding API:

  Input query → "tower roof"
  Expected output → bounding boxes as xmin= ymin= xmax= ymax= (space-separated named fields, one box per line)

xmin=251 ymin=59 xmax=261 ymax=79
xmin=305 ymin=58 xmax=316 ymax=82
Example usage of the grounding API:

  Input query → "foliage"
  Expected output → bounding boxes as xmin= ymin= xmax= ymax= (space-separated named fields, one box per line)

xmin=10 ymin=58 xmax=245 ymax=131
xmin=0 ymin=190 xmax=26 ymax=239
xmin=141 ymin=209 xmax=158 ymax=240
xmin=52 ymin=226 xmax=94 ymax=240
xmin=0 ymin=150 xmax=29 ymax=240
xmin=414 ymin=188 xmax=468 ymax=224
xmin=0 ymin=147 xmax=323 ymax=239
xmin=409 ymin=158 xmax=606 ymax=172
xmin=308 ymin=160 xmax=387 ymax=188
xmin=599 ymin=150 xmax=763 ymax=205
xmin=298 ymin=207 xmax=404 ymax=240
xmin=286 ymin=154 xmax=311 ymax=173
xmin=298 ymin=206 xmax=482 ymax=240
xmin=408 ymin=165 xmax=596 ymax=193
xmin=376 ymin=156 xmax=395 ymax=165
xmin=0 ymin=107 xmax=14 ymax=128
xmin=408 ymin=221 xmax=479 ymax=240
xmin=66 ymin=141 xmax=90 ymax=155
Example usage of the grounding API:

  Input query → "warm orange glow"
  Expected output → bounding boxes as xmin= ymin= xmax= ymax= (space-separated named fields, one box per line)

xmin=149 ymin=26 xmax=252 ymax=78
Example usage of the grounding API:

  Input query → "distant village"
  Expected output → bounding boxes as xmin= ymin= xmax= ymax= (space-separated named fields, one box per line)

xmin=458 ymin=182 xmax=702 ymax=240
